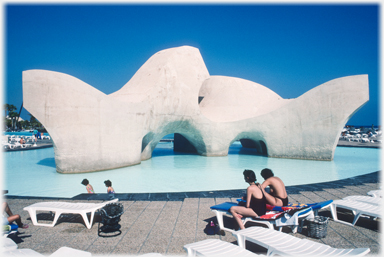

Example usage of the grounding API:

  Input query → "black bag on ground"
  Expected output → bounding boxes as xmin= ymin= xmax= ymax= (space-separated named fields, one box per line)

xmin=204 ymin=221 xmax=220 ymax=235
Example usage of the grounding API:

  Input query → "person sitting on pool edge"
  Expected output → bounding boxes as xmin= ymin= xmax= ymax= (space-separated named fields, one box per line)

xmin=81 ymin=179 xmax=94 ymax=194
xmin=229 ymin=169 xmax=266 ymax=230
xmin=104 ymin=180 xmax=115 ymax=194
xmin=260 ymin=168 xmax=288 ymax=206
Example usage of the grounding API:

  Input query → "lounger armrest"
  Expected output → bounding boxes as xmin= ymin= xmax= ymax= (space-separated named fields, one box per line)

xmin=184 ymin=239 xmax=256 ymax=257
xmin=105 ymin=198 xmax=119 ymax=204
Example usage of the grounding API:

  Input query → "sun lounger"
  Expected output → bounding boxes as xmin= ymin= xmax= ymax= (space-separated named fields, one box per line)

xmin=41 ymin=135 xmax=51 ymax=140
xmin=140 ymin=254 xmax=164 ymax=257
xmin=13 ymin=142 xmax=28 ymax=148
xmin=49 ymin=246 xmax=92 ymax=256
xmin=3 ymin=223 xmax=18 ymax=237
xmin=232 ymin=226 xmax=370 ymax=256
xmin=3 ymin=237 xmax=18 ymax=251
xmin=330 ymin=199 xmax=380 ymax=226
xmin=243 ymin=206 xmax=313 ymax=233
xmin=210 ymin=200 xmax=332 ymax=233
xmin=342 ymin=195 xmax=381 ymax=205
xmin=23 ymin=198 xmax=118 ymax=229
xmin=2 ymin=238 xmax=92 ymax=256
xmin=367 ymin=190 xmax=382 ymax=198
xmin=211 ymin=202 xmax=310 ymax=233
xmin=184 ymin=239 xmax=259 ymax=257
xmin=3 ymin=248 xmax=44 ymax=256
xmin=2 ymin=141 xmax=15 ymax=149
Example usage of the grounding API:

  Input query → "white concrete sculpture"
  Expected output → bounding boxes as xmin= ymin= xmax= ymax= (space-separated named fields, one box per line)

xmin=23 ymin=46 xmax=369 ymax=173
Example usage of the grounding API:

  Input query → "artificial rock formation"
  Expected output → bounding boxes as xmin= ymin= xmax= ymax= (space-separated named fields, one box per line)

xmin=23 ymin=46 xmax=369 ymax=173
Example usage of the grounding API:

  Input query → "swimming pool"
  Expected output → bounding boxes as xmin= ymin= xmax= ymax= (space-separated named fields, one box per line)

xmin=3 ymin=141 xmax=381 ymax=198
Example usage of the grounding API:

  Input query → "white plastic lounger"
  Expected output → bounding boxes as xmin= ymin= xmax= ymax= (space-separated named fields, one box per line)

xmin=210 ymin=200 xmax=332 ymax=233
xmin=342 ymin=195 xmax=381 ymax=205
xmin=232 ymin=226 xmax=370 ymax=256
xmin=3 ymin=248 xmax=44 ymax=256
xmin=184 ymin=239 xmax=259 ymax=257
xmin=3 ymin=238 xmax=92 ymax=256
xmin=367 ymin=190 xmax=382 ymax=198
xmin=13 ymin=142 xmax=28 ymax=148
xmin=243 ymin=206 xmax=313 ymax=233
xmin=330 ymin=199 xmax=380 ymax=226
xmin=23 ymin=198 xmax=118 ymax=229
xmin=49 ymin=246 xmax=92 ymax=256
xmin=2 ymin=141 xmax=15 ymax=149
xmin=3 ymin=237 xmax=18 ymax=251
xmin=3 ymin=248 xmax=91 ymax=256
xmin=211 ymin=202 xmax=313 ymax=233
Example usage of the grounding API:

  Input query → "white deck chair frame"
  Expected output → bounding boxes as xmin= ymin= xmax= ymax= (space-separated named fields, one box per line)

xmin=3 ymin=238 xmax=92 ymax=256
xmin=330 ymin=199 xmax=380 ymax=226
xmin=184 ymin=239 xmax=258 ymax=257
xmin=23 ymin=198 xmax=118 ymax=229
xmin=342 ymin=195 xmax=381 ymax=205
xmin=2 ymin=141 xmax=15 ymax=149
xmin=367 ymin=190 xmax=382 ymax=198
xmin=232 ymin=226 xmax=370 ymax=256
xmin=212 ymin=206 xmax=312 ymax=233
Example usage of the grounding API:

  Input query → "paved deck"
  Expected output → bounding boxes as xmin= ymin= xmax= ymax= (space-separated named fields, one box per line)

xmin=4 ymin=171 xmax=381 ymax=256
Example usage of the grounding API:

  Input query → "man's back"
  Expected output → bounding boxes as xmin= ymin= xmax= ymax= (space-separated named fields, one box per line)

xmin=266 ymin=177 xmax=287 ymax=197
xmin=261 ymin=176 xmax=288 ymax=206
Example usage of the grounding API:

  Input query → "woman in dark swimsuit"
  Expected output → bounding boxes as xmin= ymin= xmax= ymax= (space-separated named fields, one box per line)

xmin=229 ymin=169 xmax=267 ymax=230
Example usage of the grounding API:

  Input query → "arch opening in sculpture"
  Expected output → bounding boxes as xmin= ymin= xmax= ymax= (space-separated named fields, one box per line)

xmin=173 ymin=133 xmax=198 ymax=154
xmin=258 ymin=140 xmax=268 ymax=156
xmin=239 ymin=139 xmax=268 ymax=156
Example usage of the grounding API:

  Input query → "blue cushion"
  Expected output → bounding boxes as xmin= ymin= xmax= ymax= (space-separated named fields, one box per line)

xmin=210 ymin=202 xmax=238 ymax=211
xmin=309 ymin=200 xmax=333 ymax=210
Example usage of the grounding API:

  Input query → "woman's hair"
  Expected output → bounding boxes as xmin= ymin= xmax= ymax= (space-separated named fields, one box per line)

xmin=81 ymin=179 xmax=89 ymax=186
xmin=104 ymin=180 xmax=112 ymax=187
xmin=243 ymin=169 xmax=256 ymax=183
xmin=261 ymin=168 xmax=274 ymax=179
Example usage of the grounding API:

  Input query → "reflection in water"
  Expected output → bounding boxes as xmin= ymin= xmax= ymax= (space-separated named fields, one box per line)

xmin=37 ymin=158 xmax=56 ymax=168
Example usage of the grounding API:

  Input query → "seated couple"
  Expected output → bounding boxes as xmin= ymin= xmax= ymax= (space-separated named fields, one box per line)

xmin=230 ymin=168 xmax=288 ymax=230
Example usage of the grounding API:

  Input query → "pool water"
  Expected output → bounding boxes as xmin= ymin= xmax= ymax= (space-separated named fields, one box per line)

xmin=2 ymin=141 xmax=381 ymax=198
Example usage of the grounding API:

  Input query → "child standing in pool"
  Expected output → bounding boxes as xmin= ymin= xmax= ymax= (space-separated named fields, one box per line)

xmin=104 ymin=180 xmax=115 ymax=194
xmin=81 ymin=179 xmax=94 ymax=194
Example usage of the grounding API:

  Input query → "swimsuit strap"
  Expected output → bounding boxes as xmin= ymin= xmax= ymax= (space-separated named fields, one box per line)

xmin=256 ymin=183 xmax=266 ymax=199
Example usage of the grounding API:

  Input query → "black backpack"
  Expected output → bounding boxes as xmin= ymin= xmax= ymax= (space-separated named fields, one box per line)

xmin=204 ymin=221 xmax=220 ymax=235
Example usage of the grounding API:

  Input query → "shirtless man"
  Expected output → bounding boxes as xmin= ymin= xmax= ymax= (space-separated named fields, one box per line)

xmin=260 ymin=168 xmax=288 ymax=206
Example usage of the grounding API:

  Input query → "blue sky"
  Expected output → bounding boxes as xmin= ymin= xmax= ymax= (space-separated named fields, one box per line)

xmin=4 ymin=3 xmax=380 ymax=126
